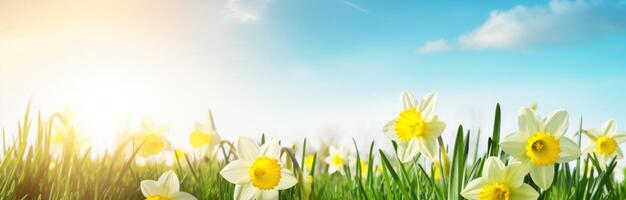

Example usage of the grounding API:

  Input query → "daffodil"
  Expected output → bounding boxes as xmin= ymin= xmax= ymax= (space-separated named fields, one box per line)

xmin=583 ymin=119 xmax=626 ymax=169
xmin=500 ymin=108 xmax=581 ymax=190
xmin=324 ymin=146 xmax=346 ymax=175
xmin=51 ymin=108 xmax=87 ymax=147
xmin=132 ymin=118 xmax=172 ymax=157
xmin=461 ymin=157 xmax=539 ymax=200
xmin=383 ymin=91 xmax=446 ymax=162
xmin=304 ymin=154 xmax=315 ymax=171
xmin=189 ymin=111 xmax=221 ymax=159
xmin=140 ymin=170 xmax=197 ymax=200
xmin=220 ymin=137 xmax=297 ymax=200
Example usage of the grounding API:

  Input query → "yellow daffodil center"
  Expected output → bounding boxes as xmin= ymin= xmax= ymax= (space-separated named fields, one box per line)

xmin=596 ymin=136 xmax=617 ymax=155
xmin=249 ymin=156 xmax=282 ymax=190
xmin=331 ymin=155 xmax=344 ymax=166
xmin=146 ymin=195 xmax=169 ymax=200
xmin=305 ymin=155 xmax=315 ymax=170
xmin=190 ymin=130 xmax=213 ymax=147
xmin=137 ymin=134 xmax=165 ymax=156
xmin=526 ymin=132 xmax=560 ymax=166
xmin=479 ymin=183 xmax=510 ymax=200
xmin=395 ymin=108 xmax=427 ymax=142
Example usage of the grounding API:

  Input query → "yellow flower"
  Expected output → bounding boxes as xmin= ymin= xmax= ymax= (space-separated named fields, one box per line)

xmin=383 ymin=91 xmax=446 ymax=162
xmin=461 ymin=157 xmax=539 ymax=200
xmin=133 ymin=118 xmax=171 ymax=157
xmin=500 ymin=108 xmax=581 ymax=190
xmin=140 ymin=171 xmax=196 ymax=200
xmin=324 ymin=146 xmax=346 ymax=175
xmin=304 ymin=154 xmax=315 ymax=171
xmin=189 ymin=111 xmax=221 ymax=159
xmin=51 ymin=108 xmax=86 ymax=147
xmin=582 ymin=119 xmax=626 ymax=169
xmin=220 ymin=137 xmax=297 ymax=200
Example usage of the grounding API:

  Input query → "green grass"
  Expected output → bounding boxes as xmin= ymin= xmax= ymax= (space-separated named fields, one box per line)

xmin=1 ymin=101 xmax=625 ymax=199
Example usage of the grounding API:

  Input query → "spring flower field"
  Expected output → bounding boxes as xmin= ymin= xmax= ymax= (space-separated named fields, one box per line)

xmin=1 ymin=91 xmax=626 ymax=200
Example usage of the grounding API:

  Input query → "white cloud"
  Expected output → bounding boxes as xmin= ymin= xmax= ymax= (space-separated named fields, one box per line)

xmin=417 ymin=39 xmax=449 ymax=54
xmin=225 ymin=0 xmax=270 ymax=22
xmin=422 ymin=0 xmax=626 ymax=52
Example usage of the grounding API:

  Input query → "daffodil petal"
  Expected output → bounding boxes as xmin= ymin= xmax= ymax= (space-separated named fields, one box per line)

xmin=276 ymin=169 xmax=297 ymax=190
xmin=602 ymin=119 xmax=617 ymax=135
xmin=257 ymin=190 xmax=279 ymax=200
xmin=383 ymin=119 xmax=399 ymax=141
xmin=234 ymin=184 xmax=258 ymax=200
xmin=419 ymin=137 xmax=437 ymax=160
xmin=220 ymin=160 xmax=251 ymax=184
xmin=584 ymin=130 xmax=599 ymax=141
xmin=460 ymin=177 xmax=487 ymax=200
xmin=425 ymin=117 xmax=445 ymax=139
xmin=519 ymin=107 xmax=542 ymax=134
xmin=617 ymin=147 xmax=624 ymax=159
xmin=504 ymin=161 xmax=530 ymax=188
xmin=237 ymin=137 xmax=259 ymax=161
xmin=582 ymin=145 xmax=594 ymax=155
xmin=170 ymin=192 xmax=197 ymax=200
xmin=509 ymin=183 xmax=540 ymax=200
xmin=613 ymin=133 xmax=626 ymax=143
xmin=401 ymin=91 xmax=417 ymax=109
xmin=158 ymin=170 xmax=180 ymax=195
xmin=418 ymin=92 xmax=437 ymax=120
xmin=207 ymin=110 xmax=217 ymax=131
xmin=543 ymin=110 xmax=568 ymax=136
xmin=397 ymin=138 xmax=419 ymax=163
xmin=500 ymin=132 xmax=529 ymax=159
xmin=329 ymin=146 xmax=338 ymax=156
xmin=530 ymin=165 xmax=554 ymax=191
xmin=327 ymin=165 xmax=338 ymax=174
xmin=260 ymin=139 xmax=281 ymax=159
xmin=482 ymin=157 xmax=505 ymax=182
xmin=558 ymin=137 xmax=581 ymax=162
xmin=140 ymin=180 xmax=162 ymax=197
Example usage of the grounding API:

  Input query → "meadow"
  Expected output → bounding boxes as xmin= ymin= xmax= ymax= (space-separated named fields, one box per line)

xmin=2 ymin=92 xmax=626 ymax=200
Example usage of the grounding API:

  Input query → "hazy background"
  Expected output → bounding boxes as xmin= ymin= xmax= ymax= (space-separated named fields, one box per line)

xmin=1 ymin=0 xmax=626 ymax=155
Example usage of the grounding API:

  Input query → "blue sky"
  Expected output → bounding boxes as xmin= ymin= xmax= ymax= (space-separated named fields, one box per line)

xmin=1 ymin=0 xmax=626 ymax=153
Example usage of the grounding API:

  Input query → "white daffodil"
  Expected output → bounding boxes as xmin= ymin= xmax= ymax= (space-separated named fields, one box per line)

xmin=140 ymin=170 xmax=197 ymax=200
xmin=461 ymin=157 xmax=539 ymax=200
xmin=324 ymin=146 xmax=347 ymax=175
xmin=190 ymin=111 xmax=222 ymax=159
xmin=500 ymin=107 xmax=581 ymax=190
xmin=220 ymin=137 xmax=297 ymax=200
xmin=132 ymin=118 xmax=172 ymax=157
xmin=383 ymin=91 xmax=446 ymax=162
xmin=583 ymin=119 xmax=626 ymax=169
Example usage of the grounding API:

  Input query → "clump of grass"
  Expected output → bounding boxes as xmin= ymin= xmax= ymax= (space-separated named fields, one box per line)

xmin=1 ymin=101 xmax=625 ymax=199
